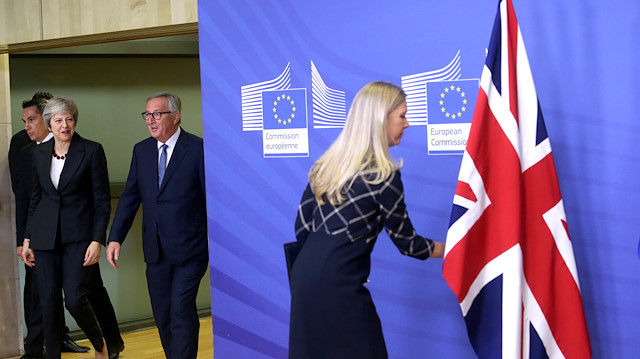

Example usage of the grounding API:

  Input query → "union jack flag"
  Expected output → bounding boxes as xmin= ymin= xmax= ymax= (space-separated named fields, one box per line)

xmin=442 ymin=1 xmax=592 ymax=358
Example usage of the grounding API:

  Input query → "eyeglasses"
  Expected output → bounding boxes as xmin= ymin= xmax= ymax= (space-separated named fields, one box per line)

xmin=141 ymin=111 xmax=173 ymax=121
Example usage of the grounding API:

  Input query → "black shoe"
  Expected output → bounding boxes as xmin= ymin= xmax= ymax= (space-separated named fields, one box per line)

xmin=107 ymin=340 xmax=125 ymax=359
xmin=61 ymin=335 xmax=90 ymax=353
xmin=20 ymin=355 xmax=44 ymax=359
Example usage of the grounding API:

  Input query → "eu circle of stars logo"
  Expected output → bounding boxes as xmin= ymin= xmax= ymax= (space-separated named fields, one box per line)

xmin=273 ymin=93 xmax=296 ymax=126
xmin=439 ymin=85 xmax=468 ymax=120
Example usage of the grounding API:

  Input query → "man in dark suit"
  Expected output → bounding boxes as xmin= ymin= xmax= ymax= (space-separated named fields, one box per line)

xmin=9 ymin=93 xmax=91 ymax=359
xmin=107 ymin=92 xmax=208 ymax=359
xmin=8 ymin=129 xmax=31 ymax=191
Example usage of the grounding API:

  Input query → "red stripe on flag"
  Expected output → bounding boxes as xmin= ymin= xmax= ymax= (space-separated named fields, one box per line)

xmin=455 ymin=180 xmax=477 ymax=203
xmin=561 ymin=219 xmax=570 ymax=241
xmin=443 ymin=89 xmax=522 ymax=300
xmin=521 ymin=153 xmax=592 ymax=358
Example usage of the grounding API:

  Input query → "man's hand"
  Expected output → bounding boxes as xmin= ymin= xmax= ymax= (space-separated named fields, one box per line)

xmin=107 ymin=242 xmax=121 ymax=269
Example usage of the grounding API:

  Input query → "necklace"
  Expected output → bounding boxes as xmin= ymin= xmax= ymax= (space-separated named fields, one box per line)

xmin=53 ymin=152 xmax=66 ymax=160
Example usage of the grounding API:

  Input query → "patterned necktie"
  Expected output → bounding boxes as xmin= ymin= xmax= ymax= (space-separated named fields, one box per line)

xmin=158 ymin=144 xmax=167 ymax=188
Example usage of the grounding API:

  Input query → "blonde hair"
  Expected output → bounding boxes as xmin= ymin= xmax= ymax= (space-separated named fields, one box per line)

xmin=309 ymin=81 xmax=406 ymax=206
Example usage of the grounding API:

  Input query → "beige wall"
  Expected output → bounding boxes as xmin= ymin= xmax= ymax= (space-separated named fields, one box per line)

xmin=0 ymin=0 xmax=198 ymax=45
xmin=41 ymin=0 xmax=197 ymax=39
xmin=0 ymin=53 xmax=22 ymax=359
xmin=0 ymin=0 xmax=42 ymax=45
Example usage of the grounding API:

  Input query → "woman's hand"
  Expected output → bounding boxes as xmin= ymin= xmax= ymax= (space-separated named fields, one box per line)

xmin=429 ymin=241 xmax=446 ymax=258
xmin=22 ymin=239 xmax=36 ymax=267
xmin=84 ymin=241 xmax=102 ymax=267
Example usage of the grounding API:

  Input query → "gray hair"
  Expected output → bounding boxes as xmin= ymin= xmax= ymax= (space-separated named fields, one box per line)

xmin=147 ymin=92 xmax=182 ymax=113
xmin=42 ymin=98 xmax=78 ymax=131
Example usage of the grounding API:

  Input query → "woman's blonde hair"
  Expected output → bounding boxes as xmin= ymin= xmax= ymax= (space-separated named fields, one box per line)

xmin=309 ymin=81 xmax=406 ymax=205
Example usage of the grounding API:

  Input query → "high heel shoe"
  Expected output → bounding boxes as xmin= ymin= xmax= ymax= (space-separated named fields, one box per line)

xmin=107 ymin=339 xmax=125 ymax=359
xmin=95 ymin=339 xmax=109 ymax=359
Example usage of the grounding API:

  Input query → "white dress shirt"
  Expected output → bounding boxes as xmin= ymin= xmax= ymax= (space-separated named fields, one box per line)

xmin=157 ymin=127 xmax=181 ymax=168
xmin=50 ymin=148 xmax=65 ymax=190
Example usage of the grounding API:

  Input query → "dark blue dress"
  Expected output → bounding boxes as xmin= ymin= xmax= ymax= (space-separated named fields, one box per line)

xmin=289 ymin=171 xmax=434 ymax=359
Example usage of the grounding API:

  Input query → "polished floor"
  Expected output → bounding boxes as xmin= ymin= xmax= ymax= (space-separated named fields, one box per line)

xmin=10 ymin=317 xmax=213 ymax=359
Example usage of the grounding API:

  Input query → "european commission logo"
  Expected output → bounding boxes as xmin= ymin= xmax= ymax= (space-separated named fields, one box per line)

xmin=426 ymin=79 xmax=478 ymax=155
xmin=400 ymin=51 xmax=479 ymax=155
xmin=262 ymin=90 xmax=307 ymax=130
xmin=260 ymin=89 xmax=309 ymax=158
xmin=241 ymin=62 xmax=346 ymax=132
xmin=241 ymin=54 xmax=477 ymax=158
xmin=427 ymin=79 xmax=478 ymax=124
xmin=240 ymin=62 xmax=347 ymax=158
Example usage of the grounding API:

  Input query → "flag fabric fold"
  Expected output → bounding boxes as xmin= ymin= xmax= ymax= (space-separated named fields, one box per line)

xmin=442 ymin=1 xmax=592 ymax=358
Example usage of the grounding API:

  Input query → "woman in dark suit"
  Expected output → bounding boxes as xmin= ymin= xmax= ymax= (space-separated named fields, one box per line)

xmin=21 ymin=98 xmax=111 ymax=359
xmin=289 ymin=82 xmax=446 ymax=359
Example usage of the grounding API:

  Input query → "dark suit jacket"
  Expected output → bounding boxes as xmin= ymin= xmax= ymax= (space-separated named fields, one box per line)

xmin=108 ymin=129 xmax=208 ymax=265
xmin=15 ymin=142 xmax=37 ymax=247
xmin=9 ymin=130 xmax=34 ymax=246
xmin=25 ymin=133 xmax=111 ymax=250
xmin=9 ymin=129 xmax=31 ymax=195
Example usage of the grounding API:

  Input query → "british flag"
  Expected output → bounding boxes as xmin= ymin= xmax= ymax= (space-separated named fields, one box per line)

xmin=442 ymin=1 xmax=592 ymax=358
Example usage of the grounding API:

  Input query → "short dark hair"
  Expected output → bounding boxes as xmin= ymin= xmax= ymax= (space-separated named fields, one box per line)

xmin=22 ymin=91 xmax=54 ymax=115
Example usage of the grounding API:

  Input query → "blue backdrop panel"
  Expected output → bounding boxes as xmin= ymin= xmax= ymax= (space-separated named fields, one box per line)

xmin=198 ymin=1 xmax=640 ymax=358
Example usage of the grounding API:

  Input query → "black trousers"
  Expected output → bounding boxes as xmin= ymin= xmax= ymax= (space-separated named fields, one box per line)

xmin=34 ymin=241 xmax=104 ymax=359
xmin=146 ymin=252 xmax=208 ymax=359
xmin=87 ymin=263 xmax=122 ymax=346
xmin=23 ymin=258 xmax=122 ymax=355
xmin=23 ymin=264 xmax=46 ymax=356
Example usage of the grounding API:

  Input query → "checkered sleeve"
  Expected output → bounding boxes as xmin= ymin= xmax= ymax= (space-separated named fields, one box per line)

xmin=295 ymin=183 xmax=315 ymax=242
xmin=379 ymin=171 xmax=434 ymax=260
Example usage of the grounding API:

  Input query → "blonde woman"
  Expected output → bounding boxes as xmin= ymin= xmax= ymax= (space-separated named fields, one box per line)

xmin=289 ymin=81 xmax=445 ymax=359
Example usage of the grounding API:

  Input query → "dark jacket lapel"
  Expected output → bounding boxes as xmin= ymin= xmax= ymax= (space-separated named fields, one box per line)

xmin=142 ymin=139 xmax=160 ymax=197
xmin=34 ymin=139 xmax=56 ymax=192
xmin=159 ymin=128 xmax=189 ymax=194
xmin=57 ymin=134 xmax=86 ymax=192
